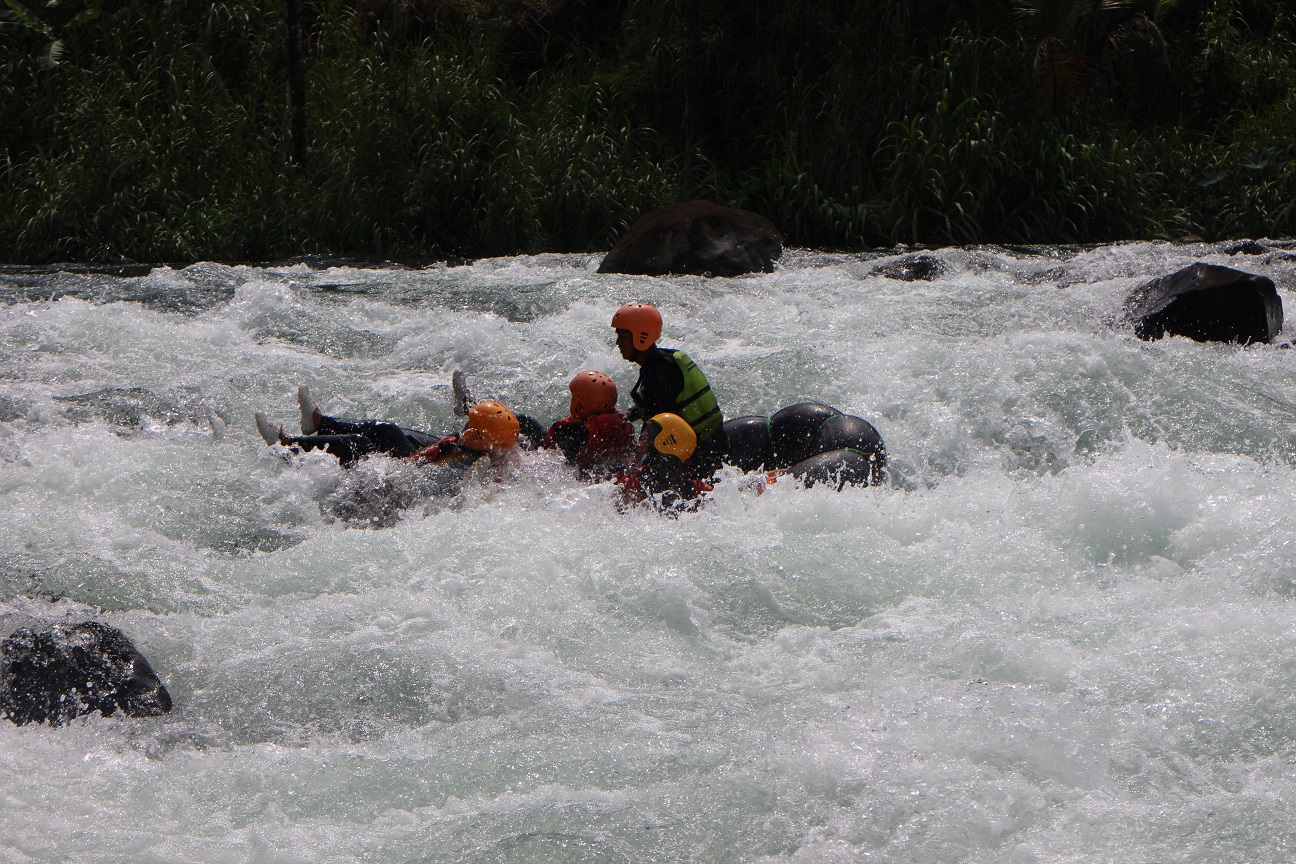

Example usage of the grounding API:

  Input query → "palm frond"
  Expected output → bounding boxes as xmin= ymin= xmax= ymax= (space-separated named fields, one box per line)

xmin=1106 ymin=11 xmax=1170 ymax=67
xmin=43 ymin=37 xmax=63 ymax=67
xmin=3 ymin=0 xmax=53 ymax=36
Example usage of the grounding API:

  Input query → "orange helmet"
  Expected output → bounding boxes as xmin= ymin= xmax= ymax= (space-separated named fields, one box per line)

xmin=611 ymin=303 xmax=662 ymax=351
xmin=649 ymin=412 xmax=696 ymax=461
xmin=461 ymin=401 xmax=520 ymax=452
xmin=569 ymin=370 xmax=618 ymax=420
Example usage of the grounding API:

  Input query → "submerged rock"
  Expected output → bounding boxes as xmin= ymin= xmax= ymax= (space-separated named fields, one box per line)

xmin=1224 ymin=240 xmax=1269 ymax=255
xmin=597 ymin=200 xmax=782 ymax=277
xmin=1124 ymin=263 xmax=1282 ymax=344
xmin=55 ymin=386 xmax=214 ymax=431
xmin=1 ymin=622 xmax=172 ymax=726
xmin=871 ymin=253 xmax=949 ymax=282
xmin=321 ymin=458 xmax=467 ymax=527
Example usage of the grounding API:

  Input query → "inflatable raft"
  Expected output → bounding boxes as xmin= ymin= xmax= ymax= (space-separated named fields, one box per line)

xmin=723 ymin=402 xmax=886 ymax=488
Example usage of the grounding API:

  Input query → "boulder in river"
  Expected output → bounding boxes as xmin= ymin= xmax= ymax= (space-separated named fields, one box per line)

xmin=1123 ymin=263 xmax=1282 ymax=344
xmin=597 ymin=200 xmax=782 ymax=277
xmin=1 ymin=622 xmax=172 ymax=726
xmin=871 ymin=253 xmax=949 ymax=282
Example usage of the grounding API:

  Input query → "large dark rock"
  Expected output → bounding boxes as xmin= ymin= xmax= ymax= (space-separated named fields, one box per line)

xmin=1 ymin=622 xmax=172 ymax=726
xmin=1124 ymin=263 xmax=1283 ymax=344
xmin=597 ymin=200 xmax=782 ymax=277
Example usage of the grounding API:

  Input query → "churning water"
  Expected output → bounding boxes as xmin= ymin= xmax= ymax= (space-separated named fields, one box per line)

xmin=2 ymin=242 xmax=1296 ymax=863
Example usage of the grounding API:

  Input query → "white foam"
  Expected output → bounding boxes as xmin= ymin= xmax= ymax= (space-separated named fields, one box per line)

xmin=2 ymin=245 xmax=1295 ymax=861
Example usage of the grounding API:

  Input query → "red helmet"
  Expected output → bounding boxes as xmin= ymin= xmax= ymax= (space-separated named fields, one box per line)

xmin=611 ymin=303 xmax=662 ymax=351
xmin=461 ymin=401 xmax=520 ymax=452
xmin=569 ymin=370 xmax=618 ymax=420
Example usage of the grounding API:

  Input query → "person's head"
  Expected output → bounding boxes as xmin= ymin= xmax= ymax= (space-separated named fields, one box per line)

xmin=568 ymin=370 xmax=618 ymax=420
xmin=460 ymin=401 xmax=520 ymax=453
xmin=611 ymin=303 xmax=662 ymax=361
xmin=645 ymin=412 xmax=696 ymax=462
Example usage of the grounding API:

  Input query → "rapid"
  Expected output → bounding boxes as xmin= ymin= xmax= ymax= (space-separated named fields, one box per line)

xmin=1 ymin=241 xmax=1295 ymax=863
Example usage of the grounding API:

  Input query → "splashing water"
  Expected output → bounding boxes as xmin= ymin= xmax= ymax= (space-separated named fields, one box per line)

xmin=2 ymin=242 xmax=1296 ymax=862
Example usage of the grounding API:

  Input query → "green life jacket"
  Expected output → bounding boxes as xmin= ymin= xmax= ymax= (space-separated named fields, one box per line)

xmin=667 ymin=350 xmax=722 ymax=442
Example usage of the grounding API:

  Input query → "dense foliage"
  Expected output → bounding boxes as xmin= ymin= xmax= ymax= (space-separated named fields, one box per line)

xmin=1 ymin=0 xmax=1293 ymax=263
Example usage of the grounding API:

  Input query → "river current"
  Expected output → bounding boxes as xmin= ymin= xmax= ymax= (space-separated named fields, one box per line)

xmin=2 ymin=241 xmax=1295 ymax=863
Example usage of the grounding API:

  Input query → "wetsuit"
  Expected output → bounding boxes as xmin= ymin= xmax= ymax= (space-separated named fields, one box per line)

xmin=286 ymin=415 xmax=439 ymax=467
xmin=617 ymin=449 xmax=713 ymax=513
xmin=285 ymin=404 xmax=547 ymax=468
xmin=546 ymin=409 xmax=636 ymax=477
xmin=628 ymin=347 xmax=726 ymax=476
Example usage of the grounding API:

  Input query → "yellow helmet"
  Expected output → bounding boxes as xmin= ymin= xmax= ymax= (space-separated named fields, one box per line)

xmin=461 ymin=401 xmax=520 ymax=452
xmin=648 ymin=412 xmax=696 ymax=461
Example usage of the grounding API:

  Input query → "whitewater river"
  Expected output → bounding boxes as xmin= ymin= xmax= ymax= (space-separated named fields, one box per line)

xmin=2 ymin=241 xmax=1295 ymax=863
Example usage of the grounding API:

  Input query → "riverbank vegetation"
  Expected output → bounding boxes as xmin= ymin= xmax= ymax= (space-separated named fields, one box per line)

xmin=2 ymin=0 xmax=1293 ymax=263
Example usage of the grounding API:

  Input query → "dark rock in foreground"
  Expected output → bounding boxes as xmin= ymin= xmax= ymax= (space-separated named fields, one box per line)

xmin=1124 ymin=263 xmax=1282 ymax=344
xmin=597 ymin=200 xmax=782 ymax=277
xmin=1 ymin=622 xmax=172 ymax=726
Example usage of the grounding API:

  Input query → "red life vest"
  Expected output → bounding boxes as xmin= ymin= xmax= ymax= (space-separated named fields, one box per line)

xmin=546 ymin=410 xmax=634 ymax=471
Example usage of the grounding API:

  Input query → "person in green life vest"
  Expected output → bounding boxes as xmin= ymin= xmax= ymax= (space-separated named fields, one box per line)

xmin=611 ymin=302 xmax=727 ymax=477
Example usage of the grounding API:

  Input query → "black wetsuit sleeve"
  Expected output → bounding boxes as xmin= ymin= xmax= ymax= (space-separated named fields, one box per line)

xmin=548 ymin=420 xmax=589 ymax=463
xmin=516 ymin=413 xmax=547 ymax=450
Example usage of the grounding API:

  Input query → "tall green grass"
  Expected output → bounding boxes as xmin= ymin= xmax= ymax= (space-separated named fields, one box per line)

xmin=0 ymin=0 xmax=1292 ymax=264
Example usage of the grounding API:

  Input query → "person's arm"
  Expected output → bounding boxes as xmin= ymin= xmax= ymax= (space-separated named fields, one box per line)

xmin=547 ymin=416 xmax=588 ymax=463
xmin=409 ymin=434 xmax=461 ymax=464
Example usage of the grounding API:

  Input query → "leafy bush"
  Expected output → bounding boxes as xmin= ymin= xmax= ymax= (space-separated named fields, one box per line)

xmin=0 ymin=0 xmax=1292 ymax=263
